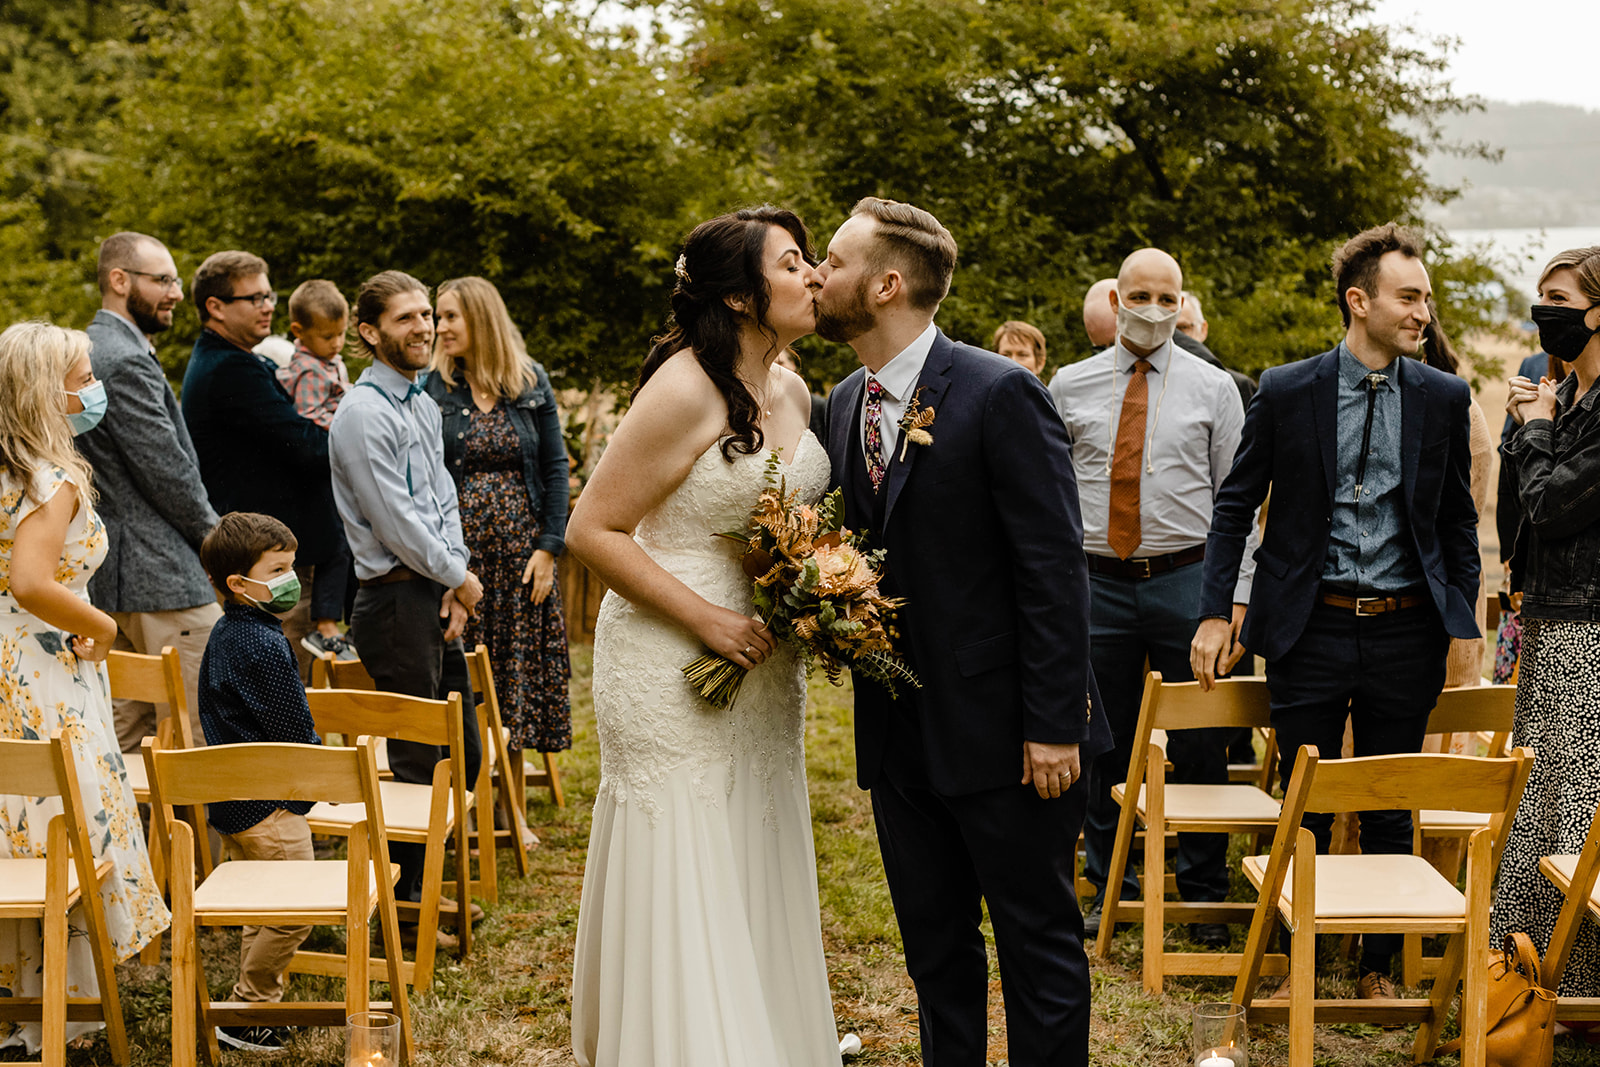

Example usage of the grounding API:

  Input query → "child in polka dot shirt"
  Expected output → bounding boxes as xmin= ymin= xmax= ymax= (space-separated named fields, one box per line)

xmin=196 ymin=511 xmax=323 ymax=1054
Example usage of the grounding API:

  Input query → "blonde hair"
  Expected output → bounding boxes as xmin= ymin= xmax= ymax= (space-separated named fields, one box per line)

xmin=1538 ymin=246 xmax=1600 ymax=304
xmin=0 ymin=322 xmax=97 ymax=507
xmin=430 ymin=276 xmax=538 ymax=400
xmin=991 ymin=320 xmax=1047 ymax=361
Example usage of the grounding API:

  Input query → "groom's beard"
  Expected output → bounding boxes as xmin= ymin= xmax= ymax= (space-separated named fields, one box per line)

xmin=814 ymin=278 xmax=875 ymax=344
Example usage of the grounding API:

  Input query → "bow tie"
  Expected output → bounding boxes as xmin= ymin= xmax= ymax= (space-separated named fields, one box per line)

xmin=401 ymin=381 xmax=425 ymax=402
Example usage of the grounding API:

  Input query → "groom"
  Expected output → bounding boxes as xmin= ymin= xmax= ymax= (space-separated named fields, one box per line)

xmin=814 ymin=198 xmax=1113 ymax=1066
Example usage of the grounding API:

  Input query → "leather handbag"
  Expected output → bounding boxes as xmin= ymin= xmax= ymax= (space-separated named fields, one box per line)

xmin=1440 ymin=931 xmax=1557 ymax=1066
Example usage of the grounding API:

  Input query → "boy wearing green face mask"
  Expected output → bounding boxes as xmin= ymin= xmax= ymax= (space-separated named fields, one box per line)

xmin=195 ymin=511 xmax=323 ymax=1054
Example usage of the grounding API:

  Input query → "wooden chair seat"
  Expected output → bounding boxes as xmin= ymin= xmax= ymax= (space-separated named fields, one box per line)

xmin=1541 ymin=854 xmax=1600 ymax=908
xmin=1121 ymin=783 xmax=1280 ymax=827
xmin=192 ymin=860 xmax=381 ymax=916
xmin=1243 ymin=853 xmax=1466 ymax=921
xmin=307 ymin=782 xmax=471 ymax=839
xmin=124 ymin=756 xmax=148 ymax=795
xmin=1537 ymin=810 xmax=1600 ymax=1022
xmin=1418 ymin=808 xmax=1491 ymax=831
xmin=0 ymin=857 xmax=113 ymax=909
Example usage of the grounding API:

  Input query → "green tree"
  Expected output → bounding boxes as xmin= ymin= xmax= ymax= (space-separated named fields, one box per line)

xmin=678 ymin=0 xmax=1505 ymax=384
xmin=103 ymin=0 xmax=726 ymax=388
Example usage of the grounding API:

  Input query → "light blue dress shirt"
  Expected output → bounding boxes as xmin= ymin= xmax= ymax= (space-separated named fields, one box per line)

xmin=329 ymin=360 xmax=469 ymax=587
xmin=1320 ymin=343 xmax=1424 ymax=591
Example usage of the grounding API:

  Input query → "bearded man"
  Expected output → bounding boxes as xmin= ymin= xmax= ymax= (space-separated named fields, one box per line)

xmin=328 ymin=270 xmax=482 ymax=945
xmin=79 ymin=232 xmax=222 ymax=754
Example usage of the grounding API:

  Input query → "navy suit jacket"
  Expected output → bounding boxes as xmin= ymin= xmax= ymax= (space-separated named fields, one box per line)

xmin=181 ymin=329 xmax=342 ymax=566
xmin=825 ymin=330 xmax=1112 ymax=795
xmin=1199 ymin=347 xmax=1480 ymax=662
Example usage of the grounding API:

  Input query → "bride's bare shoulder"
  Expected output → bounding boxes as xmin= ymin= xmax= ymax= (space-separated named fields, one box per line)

xmin=634 ymin=349 xmax=723 ymax=410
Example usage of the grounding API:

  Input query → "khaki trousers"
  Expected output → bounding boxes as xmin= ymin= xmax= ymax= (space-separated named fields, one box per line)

xmin=221 ymin=808 xmax=314 ymax=1002
xmin=111 ymin=600 xmax=222 ymax=753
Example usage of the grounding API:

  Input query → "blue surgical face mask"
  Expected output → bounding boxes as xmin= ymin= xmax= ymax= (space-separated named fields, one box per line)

xmin=65 ymin=380 xmax=107 ymax=436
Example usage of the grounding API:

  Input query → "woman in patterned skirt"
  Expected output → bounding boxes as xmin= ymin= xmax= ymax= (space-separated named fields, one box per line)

xmin=0 ymin=323 xmax=168 ymax=1053
xmin=1493 ymin=246 xmax=1600 ymax=998
xmin=427 ymin=277 xmax=572 ymax=844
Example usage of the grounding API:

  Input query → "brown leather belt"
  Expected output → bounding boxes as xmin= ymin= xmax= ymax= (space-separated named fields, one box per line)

xmin=1085 ymin=544 xmax=1205 ymax=581
xmin=358 ymin=565 xmax=421 ymax=588
xmin=1320 ymin=591 xmax=1427 ymax=615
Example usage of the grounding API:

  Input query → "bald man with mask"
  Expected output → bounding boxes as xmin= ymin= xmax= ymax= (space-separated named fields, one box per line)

xmin=1049 ymin=249 xmax=1256 ymax=947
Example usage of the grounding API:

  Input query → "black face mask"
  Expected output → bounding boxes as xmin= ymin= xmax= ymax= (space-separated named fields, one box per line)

xmin=1531 ymin=303 xmax=1599 ymax=362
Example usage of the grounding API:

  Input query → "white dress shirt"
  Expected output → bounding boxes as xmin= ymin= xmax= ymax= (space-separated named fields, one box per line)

xmin=1048 ymin=338 xmax=1257 ymax=602
xmin=861 ymin=322 xmax=938 ymax=465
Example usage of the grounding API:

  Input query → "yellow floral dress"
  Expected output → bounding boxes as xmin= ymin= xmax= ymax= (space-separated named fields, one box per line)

xmin=0 ymin=465 xmax=169 ymax=1051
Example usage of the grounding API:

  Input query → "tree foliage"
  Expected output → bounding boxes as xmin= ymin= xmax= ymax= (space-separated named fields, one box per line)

xmin=2 ymin=0 xmax=1511 ymax=391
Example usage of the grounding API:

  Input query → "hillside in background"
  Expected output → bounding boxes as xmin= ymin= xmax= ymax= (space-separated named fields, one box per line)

xmin=1426 ymin=101 xmax=1600 ymax=228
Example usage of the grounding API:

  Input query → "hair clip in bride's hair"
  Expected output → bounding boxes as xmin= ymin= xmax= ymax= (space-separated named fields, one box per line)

xmin=674 ymin=253 xmax=691 ymax=283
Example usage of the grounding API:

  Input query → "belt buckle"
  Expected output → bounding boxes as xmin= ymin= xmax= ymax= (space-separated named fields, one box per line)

xmin=1353 ymin=596 xmax=1385 ymax=616
xmin=1132 ymin=557 xmax=1152 ymax=580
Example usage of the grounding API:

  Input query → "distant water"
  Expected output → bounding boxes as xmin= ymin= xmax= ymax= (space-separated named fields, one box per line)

xmin=1450 ymin=226 xmax=1600 ymax=298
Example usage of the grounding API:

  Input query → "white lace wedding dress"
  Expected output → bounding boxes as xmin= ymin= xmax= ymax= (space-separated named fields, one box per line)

xmin=572 ymin=431 xmax=842 ymax=1067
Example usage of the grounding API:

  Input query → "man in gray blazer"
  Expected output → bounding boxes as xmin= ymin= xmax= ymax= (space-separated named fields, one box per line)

xmin=78 ymin=232 xmax=221 ymax=751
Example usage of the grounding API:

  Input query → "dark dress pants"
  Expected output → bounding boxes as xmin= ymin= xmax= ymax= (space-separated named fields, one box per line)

xmin=873 ymin=769 xmax=1091 ymax=1067
xmin=349 ymin=577 xmax=480 ymax=903
xmin=1266 ymin=599 xmax=1448 ymax=970
xmin=1082 ymin=563 xmax=1231 ymax=903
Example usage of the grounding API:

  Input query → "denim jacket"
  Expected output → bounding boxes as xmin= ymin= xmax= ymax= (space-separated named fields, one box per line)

xmin=1503 ymin=372 xmax=1600 ymax=621
xmin=425 ymin=361 xmax=569 ymax=557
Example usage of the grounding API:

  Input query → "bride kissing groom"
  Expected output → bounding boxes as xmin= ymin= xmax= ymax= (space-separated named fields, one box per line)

xmin=566 ymin=197 xmax=1109 ymax=1067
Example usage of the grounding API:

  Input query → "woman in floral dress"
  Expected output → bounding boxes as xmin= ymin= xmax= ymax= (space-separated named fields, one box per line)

xmin=0 ymin=322 xmax=168 ymax=1053
xmin=426 ymin=278 xmax=573 ymax=836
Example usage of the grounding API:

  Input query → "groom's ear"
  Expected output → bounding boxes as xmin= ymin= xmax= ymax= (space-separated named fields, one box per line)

xmin=875 ymin=270 xmax=904 ymax=306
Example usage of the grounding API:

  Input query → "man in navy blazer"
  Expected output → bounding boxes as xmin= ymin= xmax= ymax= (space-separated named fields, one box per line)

xmin=814 ymin=197 xmax=1112 ymax=1067
xmin=1192 ymin=223 xmax=1479 ymax=996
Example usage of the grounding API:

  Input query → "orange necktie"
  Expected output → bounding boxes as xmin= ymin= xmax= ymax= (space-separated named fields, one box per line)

xmin=1107 ymin=359 xmax=1152 ymax=559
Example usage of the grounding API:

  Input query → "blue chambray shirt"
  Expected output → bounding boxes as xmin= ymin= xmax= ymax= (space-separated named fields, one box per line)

xmin=1320 ymin=343 xmax=1425 ymax=591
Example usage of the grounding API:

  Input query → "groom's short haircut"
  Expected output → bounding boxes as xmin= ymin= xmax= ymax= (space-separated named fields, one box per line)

xmin=851 ymin=197 xmax=958 ymax=311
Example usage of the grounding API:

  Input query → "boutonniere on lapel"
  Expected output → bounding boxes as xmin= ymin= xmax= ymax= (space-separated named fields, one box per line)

xmin=897 ymin=388 xmax=936 ymax=461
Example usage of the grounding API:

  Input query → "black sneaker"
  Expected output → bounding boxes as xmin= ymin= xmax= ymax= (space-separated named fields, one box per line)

xmin=1083 ymin=894 xmax=1105 ymax=938
xmin=1189 ymin=922 xmax=1231 ymax=949
xmin=301 ymin=632 xmax=359 ymax=661
xmin=216 ymin=1025 xmax=288 ymax=1052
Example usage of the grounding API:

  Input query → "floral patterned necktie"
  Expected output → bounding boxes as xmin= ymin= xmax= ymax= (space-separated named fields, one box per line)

xmin=864 ymin=377 xmax=887 ymax=491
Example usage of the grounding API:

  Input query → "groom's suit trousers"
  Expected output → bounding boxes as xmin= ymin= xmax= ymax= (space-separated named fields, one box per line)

xmin=872 ymin=769 xmax=1091 ymax=1067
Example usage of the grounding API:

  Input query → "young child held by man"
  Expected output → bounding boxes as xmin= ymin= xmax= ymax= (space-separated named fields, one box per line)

xmin=275 ymin=279 xmax=358 ymax=661
xmin=196 ymin=511 xmax=324 ymax=1054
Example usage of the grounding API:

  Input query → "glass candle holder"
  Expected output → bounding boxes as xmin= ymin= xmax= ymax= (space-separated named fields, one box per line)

xmin=347 ymin=1010 xmax=401 ymax=1067
xmin=1192 ymin=1001 xmax=1248 ymax=1066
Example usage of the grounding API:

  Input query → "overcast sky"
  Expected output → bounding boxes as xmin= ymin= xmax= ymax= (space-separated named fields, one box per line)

xmin=1368 ymin=0 xmax=1599 ymax=111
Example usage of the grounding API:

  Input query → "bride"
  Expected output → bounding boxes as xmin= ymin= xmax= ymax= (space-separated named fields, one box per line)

xmin=566 ymin=207 xmax=841 ymax=1066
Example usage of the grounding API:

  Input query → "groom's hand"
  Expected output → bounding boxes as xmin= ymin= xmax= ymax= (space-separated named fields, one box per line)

xmin=1022 ymin=741 xmax=1081 ymax=799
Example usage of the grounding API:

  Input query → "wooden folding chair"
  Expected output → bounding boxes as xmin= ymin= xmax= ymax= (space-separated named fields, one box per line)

xmin=1233 ymin=745 xmax=1534 ymax=1066
xmin=301 ymin=688 xmax=473 ymax=992
xmin=1228 ymin=726 xmax=1279 ymax=790
xmin=107 ymin=646 xmax=213 ymax=966
xmin=465 ymin=644 xmax=532 ymax=886
xmin=0 ymin=733 xmax=129 ymax=1066
xmin=1404 ymin=684 xmax=1517 ymax=985
xmin=1096 ymin=673 xmax=1285 ymax=992
xmin=1536 ymin=794 xmax=1600 ymax=1021
xmin=309 ymin=653 xmax=391 ymax=778
xmin=143 ymin=735 xmax=411 ymax=1067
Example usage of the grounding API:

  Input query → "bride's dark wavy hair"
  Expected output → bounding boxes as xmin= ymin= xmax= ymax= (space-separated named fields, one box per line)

xmin=637 ymin=206 xmax=815 ymax=461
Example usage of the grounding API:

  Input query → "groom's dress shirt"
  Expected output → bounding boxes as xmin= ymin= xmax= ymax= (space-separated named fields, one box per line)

xmin=1049 ymin=338 xmax=1257 ymax=602
xmin=860 ymin=322 xmax=937 ymax=467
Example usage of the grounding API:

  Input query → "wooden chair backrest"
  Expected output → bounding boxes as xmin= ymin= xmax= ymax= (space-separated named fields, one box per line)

xmin=310 ymin=653 xmax=376 ymax=691
xmin=106 ymin=646 xmax=197 ymax=749
xmin=464 ymin=645 xmax=494 ymax=700
xmin=1540 ymin=792 xmax=1600 ymax=987
xmin=1424 ymin=685 xmax=1516 ymax=737
xmin=0 ymin=732 xmax=107 ymax=897
xmin=1301 ymin=749 xmax=1532 ymax=820
xmin=1147 ymin=673 xmax=1273 ymax=732
xmin=306 ymin=689 xmax=462 ymax=750
xmin=1122 ymin=672 xmax=1273 ymax=801
xmin=148 ymin=740 xmax=374 ymax=808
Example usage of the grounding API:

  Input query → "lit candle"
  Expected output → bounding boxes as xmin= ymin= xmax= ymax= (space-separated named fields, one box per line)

xmin=1197 ymin=1052 xmax=1232 ymax=1067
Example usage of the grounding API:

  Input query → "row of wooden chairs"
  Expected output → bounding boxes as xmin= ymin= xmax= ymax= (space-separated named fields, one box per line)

xmin=0 ymin=641 xmax=562 ymax=1064
xmin=1088 ymin=674 xmax=1583 ymax=1063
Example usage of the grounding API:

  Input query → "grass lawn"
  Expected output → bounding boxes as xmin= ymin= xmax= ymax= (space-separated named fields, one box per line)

xmin=59 ymin=646 xmax=1600 ymax=1064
